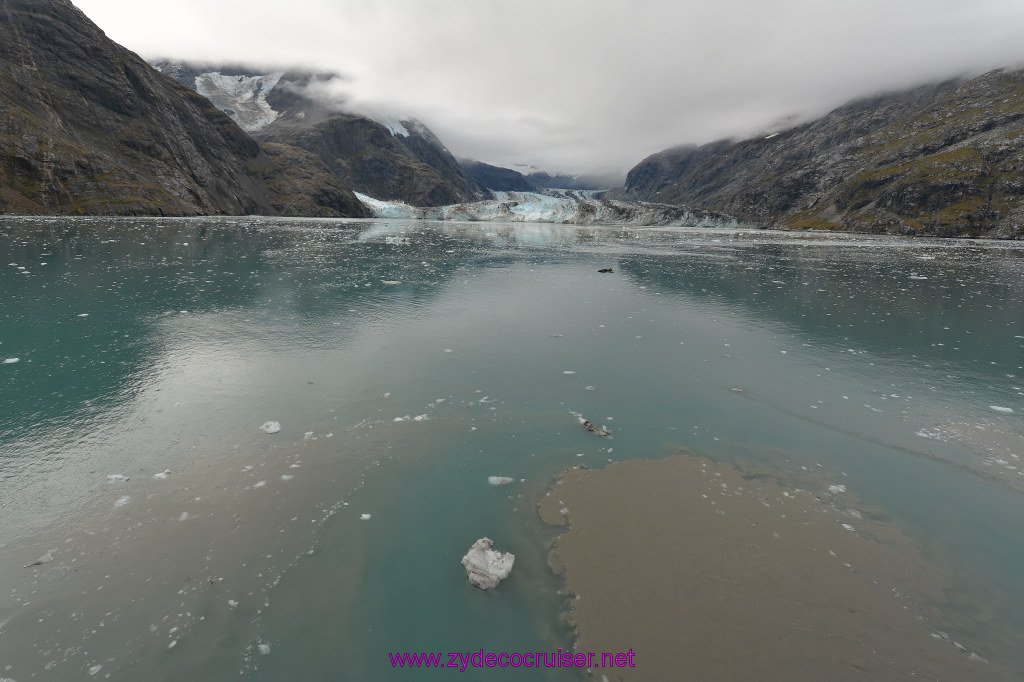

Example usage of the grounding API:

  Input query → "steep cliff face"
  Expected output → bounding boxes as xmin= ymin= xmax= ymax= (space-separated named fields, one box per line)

xmin=154 ymin=63 xmax=491 ymax=207
xmin=0 ymin=0 xmax=367 ymax=217
xmin=626 ymin=69 xmax=1024 ymax=238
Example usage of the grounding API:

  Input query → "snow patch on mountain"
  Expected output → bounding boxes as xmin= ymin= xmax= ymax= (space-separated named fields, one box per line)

xmin=193 ymin=71 xmax=284 ymax=132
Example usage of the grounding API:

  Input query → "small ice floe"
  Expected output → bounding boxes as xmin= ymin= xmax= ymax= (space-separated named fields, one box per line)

xmin=228 ymin=599 xmax=238 ymax=607
xmin=259 ymin=643 xmax=271 ymax=655
xmin=562 ymin=370 xmax=576 ymax=375
xmin=488 ymin=476 xmax=514 ymax=486
xmin=461 ymin=537 xmax=515 ymax=590
xmin=259 ymin=421 xmax=281 ymax=434
xmin=380 ymin=392 xmax=391 ymax=399
xmin=990 ymin=406 xmax=1014 ymax=414
xmin=413 ymin=414 xmax=428 ymax=422
xmin=23 ymin=550 xmax=55 ymax=568
xmin=444 ymin=348 xmax=453 ymax=353
xmin=114 ymin=495 xmax=130 ymax=508
xmin=828 ymin=484 xmax=847 ymax=494
xmin=77 ymin=313 xmax=89 ymax=318
xmin=252 ymin=480 xmax=267 ymax=488
xmin=841 ymin=523 xmax=856 ymax=532
xmin=303 ymin=431 xmax=314 ymax=440
xmin=585 ymin=385 xmax=596 ymax=391
xmin=178 ymin=512 xmax=189 ymax=522
xmin=360 ymin=513 xmax=372 ymax=520
xmin=154 ymin=470 xmax=171 ymax=479
xmin=280 ymin=475 xmax=294 ymax=481
xmin=393 ymin=416 xmax=408 ymax=422
xmin=168 ymin=639 xmax=178 ymax=649
xmin=107 ymin=474 xmax=130 ymax=482
xmin=381 ymin=280 xmax=401 ymax=285
xmin=578 ymin=417 xmax=612 ymax=438
xmin=2 ymin=357 xmax=19 ymax=364
xmin=88 ymin=664 xmax=103 ymax=675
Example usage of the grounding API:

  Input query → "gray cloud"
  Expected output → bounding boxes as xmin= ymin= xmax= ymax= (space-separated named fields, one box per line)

xmin=77 ymin=0 xmax=1024 ymax=174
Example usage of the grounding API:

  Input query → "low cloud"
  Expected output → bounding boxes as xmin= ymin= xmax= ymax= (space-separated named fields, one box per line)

xmin=79 ymin=0 xmax=1024 ymax=174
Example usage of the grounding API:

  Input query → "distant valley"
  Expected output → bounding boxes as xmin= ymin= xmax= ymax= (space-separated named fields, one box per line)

xmin=1 ymin=0 xmax=1021 ymax=237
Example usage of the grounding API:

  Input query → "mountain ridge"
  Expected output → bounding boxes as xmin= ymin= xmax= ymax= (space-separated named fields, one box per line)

xmin=624 ymin=69 xmax=1024 ymax=238
xmin=0 ymin=0 xmax=367 ymax=217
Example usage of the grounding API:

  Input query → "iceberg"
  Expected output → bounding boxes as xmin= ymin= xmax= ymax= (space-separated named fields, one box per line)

xmin=487 ymin=476 xmax=514 ymax=486
xmin=461 ymin=537 xmax=515 ymax=589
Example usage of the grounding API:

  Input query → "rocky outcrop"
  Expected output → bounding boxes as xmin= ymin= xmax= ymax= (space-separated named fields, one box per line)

xmin=0 ymin=0 xmax=367 ymax=217
xmin=461 ymin=537 xmax=515 ymax=589
xmin=460 ymin=159 xmax=535 ymax=191
xmin=625 ymin=69 xmax=1024 ymax=238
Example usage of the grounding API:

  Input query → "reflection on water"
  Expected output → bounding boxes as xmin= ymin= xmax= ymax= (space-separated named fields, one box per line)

xmin=1 ymin=216 xmax=1023 ymax=680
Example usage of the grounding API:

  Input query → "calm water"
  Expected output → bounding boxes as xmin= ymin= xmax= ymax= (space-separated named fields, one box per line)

xmin=1 ymin=216 xmax=1023 ymax=680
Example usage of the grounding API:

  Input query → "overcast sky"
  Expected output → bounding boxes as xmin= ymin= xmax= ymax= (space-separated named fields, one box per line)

xmin=75 ymin=0 xmax=1024 ymax=175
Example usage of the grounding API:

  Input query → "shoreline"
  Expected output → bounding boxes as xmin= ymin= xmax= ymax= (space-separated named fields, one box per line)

xmin=539 ymin=452 xmax=1015 ymax=681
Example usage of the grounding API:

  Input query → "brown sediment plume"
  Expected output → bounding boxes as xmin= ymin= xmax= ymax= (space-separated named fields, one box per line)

xmin=539 ymin=452 xmax=1013 ymax=681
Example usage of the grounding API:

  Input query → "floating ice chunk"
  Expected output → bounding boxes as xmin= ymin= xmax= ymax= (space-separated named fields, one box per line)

xmin=114 ymin=495 xmax=130 ymax=507
xmin=154 ymin=470 xmax=171 ymax=479
xmin=990 ymin=406 xmax=1014 ymax=413
xmin=380 ymin=392 xmax=391 ymax=398
xmin=444 ymin=348 xmax=453 ymax=353
xmin=88 ymin=664 xmax=103 ymax=675
xmin=461 ymin=537 xmax=515 ymax=589
xmin=393 ymin=416 xmax=407 ymax=422
xmin=303 ymin=431 xmax=314 ymax=440
xmin=841 ymin=523 xmax=855 ymax=532
xmin=562 ymin=370 xmax=576 ymax=375
xmin=252 ymin=480 xmax=267 ymax=488
xmin=168 ymin=639 xmax=177 ymax=649
xmin=78 ymin=313 xmax=89 ymax=317
xmin=2 ymin=358 xmax=19 ymax=364
xmin=488 ymin=476 xmax=514 ymax=486
xmin=413 ymin=414 xmax=428 ymax=422
xmin=281 ymin=475 xmax=293 ymax=481
xmin=228 ymin=599 xmax=238 ymax=607
xmin=360 ymin=513 xmax=371 ymax=520
xmin=828 ymin=485 xmax=847 ymax=494
xmin=381 ymin=280 xmax=401 ymax=285
xmin=259 ymin=421 xmax=281 ymax=434
xmin=585 ymin=385 xmax=596 ymax=391
xmin=259 ymin=643 xmax=271 ymax=655
xmin=23 ymin=550 xmax=54 ymax=567
xmin=107 ymin=474 xmax=129 ymax=482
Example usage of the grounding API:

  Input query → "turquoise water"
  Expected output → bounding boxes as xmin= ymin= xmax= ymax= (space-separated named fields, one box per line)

xmin=1 ymin=217 xmax=1023 ymax=680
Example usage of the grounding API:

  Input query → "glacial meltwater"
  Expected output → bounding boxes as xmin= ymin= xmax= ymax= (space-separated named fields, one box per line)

xmin=1 ymin=216 xmax=1023 ymax=680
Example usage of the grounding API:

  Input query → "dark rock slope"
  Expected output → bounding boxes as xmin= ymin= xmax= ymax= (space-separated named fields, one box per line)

xmin=261 ymin=114 xmax=490 ymax=207
xmin=626 ymin=69 xmax=1024 ymax=238
xmin=459 ymin=159 xmax=535 ymax=192
xmin=153 ymin=63 xmax=491 ymax=207
xmin=0 ymin=0 xmax=367 ymax=217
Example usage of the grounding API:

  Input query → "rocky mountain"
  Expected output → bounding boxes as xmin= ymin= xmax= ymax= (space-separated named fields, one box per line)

xmin=0 ymin=0 xmax=367 ymax=217
xmin=625 ymin=69 xmax=1024 ymax=238
xmin=459 ymin=159 xmax=536 ymax=192
xmin=153 ymin=63 xmax=492 ymax=207
xmin=526 ymin=171 xmax=625 ymax=191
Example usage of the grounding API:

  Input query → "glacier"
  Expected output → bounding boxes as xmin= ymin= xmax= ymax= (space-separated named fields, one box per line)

xmin=193 ymin=71 xmax=284 ymax=132
xmin=354 ymin=190 xmax=738 ymax=228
